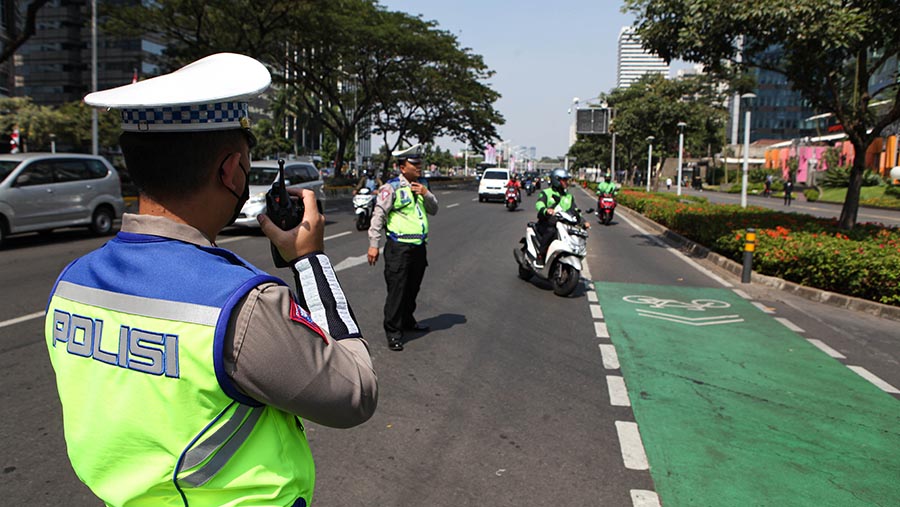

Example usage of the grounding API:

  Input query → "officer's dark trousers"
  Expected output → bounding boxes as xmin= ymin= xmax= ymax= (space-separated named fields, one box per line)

xmin=383 ymin=239 xmax=428 ymax=337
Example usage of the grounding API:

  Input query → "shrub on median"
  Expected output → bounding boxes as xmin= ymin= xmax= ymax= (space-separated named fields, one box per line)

xmin=617 ymin=190 xmax=900 ymax=306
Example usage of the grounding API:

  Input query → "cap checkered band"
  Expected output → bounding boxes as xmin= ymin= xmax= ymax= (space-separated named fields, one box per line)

xmin=120 ymin=101 xmax=250 ymax=132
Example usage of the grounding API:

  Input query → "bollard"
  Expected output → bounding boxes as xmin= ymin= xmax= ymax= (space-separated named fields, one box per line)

xmin=741 ymin=228 xmax=756 ymax=284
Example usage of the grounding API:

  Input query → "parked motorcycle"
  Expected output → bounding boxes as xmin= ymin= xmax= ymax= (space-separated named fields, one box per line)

xmin=597 ymin=193 xmax=617 ymax=225
xmin=513 ymin=207 xmax=593 ymax=296
xmin=353 ymin=187 xmax=376 ymax=231
xmin=505 ymin=186 xmax=519 ymax=211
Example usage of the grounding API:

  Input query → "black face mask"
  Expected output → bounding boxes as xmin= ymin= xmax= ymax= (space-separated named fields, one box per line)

xmin=222 ymin=159 xmax=250 ymax=227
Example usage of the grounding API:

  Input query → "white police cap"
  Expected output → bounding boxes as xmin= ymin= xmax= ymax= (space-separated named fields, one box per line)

xmin=84 ymin=53 xmax=270 ymax=136
xmin=392 ymin=143 xmax=424 ymax=161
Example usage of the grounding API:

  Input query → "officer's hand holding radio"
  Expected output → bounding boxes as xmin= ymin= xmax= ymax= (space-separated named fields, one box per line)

xmin=258 ymin=188 xmax=324 ymax=264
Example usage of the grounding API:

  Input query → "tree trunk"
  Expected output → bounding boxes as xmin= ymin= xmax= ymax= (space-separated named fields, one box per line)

xmin=838 ymin=142 xmax=866 ymax=229
xmin=334 ymin=134 xmax=348 ymax=179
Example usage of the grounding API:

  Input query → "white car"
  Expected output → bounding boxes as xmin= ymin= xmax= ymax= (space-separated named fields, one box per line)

xmin=477 ymin=168 xmax=510 ymax=202
xmin=232 ymin=160 xmax=326 ymax=228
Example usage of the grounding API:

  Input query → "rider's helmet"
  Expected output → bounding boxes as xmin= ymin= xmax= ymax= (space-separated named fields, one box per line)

xmin=366 ymin=169 xmax=374 ymax=178
xmin=550 ymin=168 xmax=571 ymax=191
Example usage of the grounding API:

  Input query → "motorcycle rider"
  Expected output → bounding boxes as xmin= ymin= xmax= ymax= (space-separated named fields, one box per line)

xmin=535 ymin=168 xmax=587 ymax=264
xmin=507 ymin=173 xmax=522 ymax=202
xmin=355 ymin=168 xmax=383 ymax=195
xmin=596 ymin=174 xmax=618 ymax=196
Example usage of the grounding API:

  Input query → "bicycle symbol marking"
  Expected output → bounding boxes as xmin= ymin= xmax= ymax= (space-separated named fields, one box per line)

xmin=622 ymin=295 xmax=731 ymax=312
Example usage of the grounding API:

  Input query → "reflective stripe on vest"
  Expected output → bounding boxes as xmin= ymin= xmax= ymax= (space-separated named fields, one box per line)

xmin=386 ymin=183 xmax=428 ymax=244
xmin=46 ymin=234 xmax=315 ymax=507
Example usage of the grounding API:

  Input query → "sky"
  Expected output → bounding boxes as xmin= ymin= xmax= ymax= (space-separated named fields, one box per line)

xmin=378 ymin=0 xmax=686 ymax=159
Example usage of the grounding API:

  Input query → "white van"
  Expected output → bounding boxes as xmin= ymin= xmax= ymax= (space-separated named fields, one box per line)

xmin=478 ymin=168 xmax=510 ymax=202
xmin=232 ymin=160 xmax=326 ymax=228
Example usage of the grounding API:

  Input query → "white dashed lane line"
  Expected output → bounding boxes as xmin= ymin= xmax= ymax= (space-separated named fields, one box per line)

xmin=607 ymin=376 xmax=632 ymax=407
xmin=615 ymin=421 xmax=650 ymax=470
xmin=590 ymin=304 xmax=604 ymax=319
xmin=595 ymin=321 xmax=610 ymax=338
xmin=775 ymin=317 xmax=805 ymax=333
xmin=446 ymin=203 xmax=459 ymax=209
xmin=732 ymin=288 xmax=752 ymax=299
xmin=631 ymin=490 xmax=662 ymax=507
xmin=752 ymin=301 xmax=776 ymax=314
xmin=0 ymin=311 xmax=45 ymax=329
xmin=847 ymin=366 xmax=900 ymax=394
xmin=806 ymin=338 xmax=846 ymax=359
xmin=599 ymin=344 xmax=620 ymax=370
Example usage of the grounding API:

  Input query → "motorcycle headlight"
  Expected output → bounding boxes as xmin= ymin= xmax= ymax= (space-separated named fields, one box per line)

xmin=567 ymin=226 xmax=589 ymax=238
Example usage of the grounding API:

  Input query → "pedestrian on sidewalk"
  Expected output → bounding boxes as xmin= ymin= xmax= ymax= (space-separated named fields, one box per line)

xmin=783 ymin=179 xmax=794 ymax=206
xmin=666 ymin=177 xmax=672 ymax=191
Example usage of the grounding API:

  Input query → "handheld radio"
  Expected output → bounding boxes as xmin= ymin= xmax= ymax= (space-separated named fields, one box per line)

xmin=265 ymin=159 xmax=303 ymax=267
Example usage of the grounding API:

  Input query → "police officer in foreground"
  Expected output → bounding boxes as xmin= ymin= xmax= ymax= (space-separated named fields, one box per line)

xmin=367 ymin=144 xmax=438 ymax=351
xmin=535 ymin=168 xmax=587 ymax=264
xmin=45 ymin=53 xmax=377 ymax=506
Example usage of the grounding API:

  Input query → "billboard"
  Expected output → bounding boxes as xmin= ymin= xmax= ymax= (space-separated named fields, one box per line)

xmin=575 ymin=108 xmax=610 ymax=135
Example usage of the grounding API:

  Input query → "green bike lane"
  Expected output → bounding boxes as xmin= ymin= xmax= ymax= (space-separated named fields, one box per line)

xmin=595 ymin=282 xmax=900 ymax=507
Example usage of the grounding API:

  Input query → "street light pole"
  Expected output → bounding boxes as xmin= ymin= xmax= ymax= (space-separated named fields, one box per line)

xmin=91 ymin=0 xmax=98 ymax=156
xmin=676 ymin=121 xmax=686 ymax=196
xmin=740 ymin=93 xmax=756 ymax=208
xmin=646 ymin=135 xmax=655 ymax=192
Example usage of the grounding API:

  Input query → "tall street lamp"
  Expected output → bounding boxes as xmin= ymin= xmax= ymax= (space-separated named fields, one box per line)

xmin=740 ymin=93 xmax=757 ymax=208
xmin=646 ymin=135 xmax=655 ymax=192
xmin=676 ymin=121 xmax=686 ymax=196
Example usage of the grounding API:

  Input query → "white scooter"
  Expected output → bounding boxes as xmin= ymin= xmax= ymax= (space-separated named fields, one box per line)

xmin=513 ymin=208 xmax=592 ymax=297
xmin=353 ymin=187 xmax=376 ymax=231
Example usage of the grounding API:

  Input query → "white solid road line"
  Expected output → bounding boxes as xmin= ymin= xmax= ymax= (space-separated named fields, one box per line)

xmin=6 ymin=229 xmax=363 ymax=330
xmin=616 ymin=212 xmax=734 ymax=288
xmin=806 ymin=338 xmax=846 ymax=359
xmin=631 ymin=490 xmax=662 ymax=507
xmin=446 ymin=203 xmax=459 ymax=208
xmin=599 ymin=344 xmax=620 ymax=370
xmin=775 ymin=317 xmax=805 ymax=333
xmin=607 ymin=376 xmax=631 ymax=406
xmin=595 ymin=322 xmax=610 ymax=338
xmin=0 ymin=311 xmax=45 ymax=329
xmin=615 ymin=421 xmax=650 ymax=470
xmin=325 ymin=230 xmax=352 ymax=241
xmin=219 ymin=229 xmax=352 ymax=245
xmin=847 ymin=366 xmax=900 ymax=394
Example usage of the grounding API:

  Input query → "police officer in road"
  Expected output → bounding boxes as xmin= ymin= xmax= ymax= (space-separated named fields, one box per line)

xmin=45 ymin=54 xmax=377 ymax=507
xmin=367 ymin=144 xmax=438 ymax=351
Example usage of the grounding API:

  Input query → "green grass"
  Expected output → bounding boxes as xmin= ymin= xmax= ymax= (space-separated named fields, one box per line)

xmin=817 ymin=186 xmax=900 ymax=210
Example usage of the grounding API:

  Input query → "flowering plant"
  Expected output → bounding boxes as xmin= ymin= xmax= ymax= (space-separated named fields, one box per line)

xmin=618 ymin=190 xmax=900 ymax=305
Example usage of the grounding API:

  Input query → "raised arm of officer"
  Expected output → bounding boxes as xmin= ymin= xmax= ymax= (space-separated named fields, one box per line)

xmin=413 ymin=179 xmax=439 ymax=215
xmin=366 ymin=181 xmax=394 ymax=265
xmin=235 ymin=188 xmax=377 ymax=427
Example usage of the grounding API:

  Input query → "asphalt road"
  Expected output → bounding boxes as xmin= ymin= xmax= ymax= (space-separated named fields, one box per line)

xmin=1 ymin=186 xmax=897 ymax=506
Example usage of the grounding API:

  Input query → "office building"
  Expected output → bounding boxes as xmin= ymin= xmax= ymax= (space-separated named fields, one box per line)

xmin=616 ymin=26 xmax=669 ymax=89
xmin=13 ymin=0 xmax=164 ymax=106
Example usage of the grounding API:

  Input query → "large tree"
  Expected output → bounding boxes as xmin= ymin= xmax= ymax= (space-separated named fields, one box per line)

xmin=568 ymin=73 xmax=727 ymax=186
xmin=106 ymin=0 xmax=503 ymax=177
xmin=624 ymin=0 xmax=900 ymax=229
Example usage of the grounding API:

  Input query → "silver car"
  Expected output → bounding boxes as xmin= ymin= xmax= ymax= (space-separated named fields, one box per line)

xmin=0 ymin=153 xmax=125 ymax=247
xmin=232 ymin=160 xmax=326 ymax=228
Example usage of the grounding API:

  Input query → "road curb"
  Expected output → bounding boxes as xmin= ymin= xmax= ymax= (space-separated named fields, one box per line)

xmin=614 ymin=203 xmax=900 ymax=323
